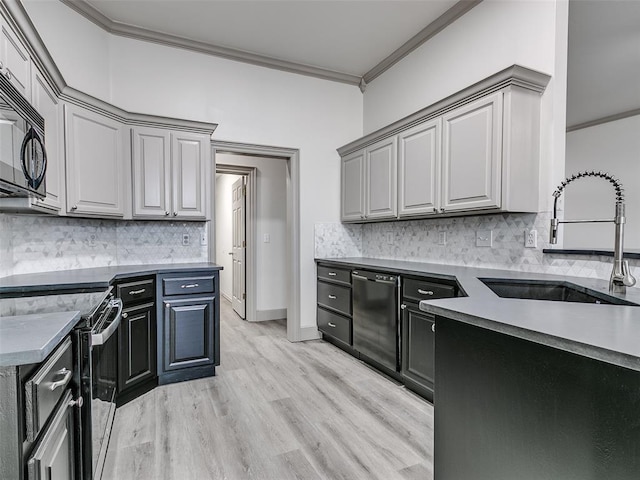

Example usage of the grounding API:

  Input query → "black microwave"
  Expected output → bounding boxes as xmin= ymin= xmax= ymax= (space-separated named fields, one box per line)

xmin=0 ymin=73 xmax=47 ymax=198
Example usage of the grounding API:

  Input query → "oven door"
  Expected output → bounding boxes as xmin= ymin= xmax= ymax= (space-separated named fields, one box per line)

xmin=88 ymin=298 xmax=122 ymax=480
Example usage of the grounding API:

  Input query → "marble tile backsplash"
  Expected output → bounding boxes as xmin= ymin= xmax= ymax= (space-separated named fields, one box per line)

xmin=314 ymin=212 xmax=640 ymax=287
xmin=0 ymin=214 xmax=208 ymax=277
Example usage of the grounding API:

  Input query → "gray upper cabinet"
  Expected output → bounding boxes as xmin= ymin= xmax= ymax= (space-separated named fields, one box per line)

xmin=341 ymin=150 xmax=365 ymax=222
xmin=366 ymin=136 xmax=397 ymax=220
xmin=398 ymin=118 xmax=440 ymax=217
xmin=0 ymin=17 xmax=30 ymax=98
xmin=132 ymin=128 xmax=208 ymax=220
xmin=64 ymin=103 xmax=125 ymax=217
xmin=441 ymin=92 xmax=502 ymax=213
xmin=132 ymin=126 xmax=172 ymax=218
xmin=171 ymin=132 xmax=208 ymax=219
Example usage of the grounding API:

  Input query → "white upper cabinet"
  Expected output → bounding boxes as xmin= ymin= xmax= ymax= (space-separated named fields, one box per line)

xmin=170 ymin=132 xmax=208 ymax=219
xmin=341 ymin=150 xmax=366 ymax=222
xmin=441 ymin=92 xmax=503 ymax=213
xmin=366 ymin=136 xmax=397 ymax=220
xmin=398 ymin=118 xmax=441 ymax=217
xmin=30 ymin=67 xmax=63 ymax=212
xmin=132 ymin=126 xmax=171 ymax=218
xmin=0 ymin=17 xmax=30 ymax=97
xmin=132 ymin=127 xmax=208 ymax=220
xmin=64 ymin=103 xmax=125 ymax=217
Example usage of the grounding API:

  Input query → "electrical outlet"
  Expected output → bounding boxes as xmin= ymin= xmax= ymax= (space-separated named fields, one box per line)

xmin=525 ymin=229 xmax=537 ymax=248
xmin=438 ymin=231 xmax=447 ymax=245
xmin=182 ymin=233 xmax=190 ymax=246
xmin=88 ymin=234 xmax=97 ymax=247
xmin=386 ymin=232 xmax=393 ymax=245
xmin=476 ymin=230 xmax=493 ymax=247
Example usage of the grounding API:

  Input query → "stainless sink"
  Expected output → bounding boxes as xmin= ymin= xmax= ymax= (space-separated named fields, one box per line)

xmin=479 ymin=278 xmax=638 ymax=306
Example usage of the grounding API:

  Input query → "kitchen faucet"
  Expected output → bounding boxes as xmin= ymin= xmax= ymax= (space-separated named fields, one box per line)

xmin=550 ymin=170 xmax=636 ymax=294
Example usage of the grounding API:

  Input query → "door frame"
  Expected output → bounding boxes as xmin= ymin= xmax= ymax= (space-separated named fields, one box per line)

xmin=211 ymin=141 xmax=302 ymax=342
xmin=215 ymin=164 xmax=256 ymax=322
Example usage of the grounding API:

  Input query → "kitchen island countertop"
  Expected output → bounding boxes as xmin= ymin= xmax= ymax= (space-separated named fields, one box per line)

xmin=316 ymin=257 xmax=640 ymax=372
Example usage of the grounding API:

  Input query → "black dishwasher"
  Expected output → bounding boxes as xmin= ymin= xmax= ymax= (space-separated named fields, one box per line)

xmin=352 ymin=270 xmax=400 ymax=377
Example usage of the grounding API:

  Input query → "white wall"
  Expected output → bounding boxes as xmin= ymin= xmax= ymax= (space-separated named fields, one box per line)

xmin=214 ymin=174 xmax=241 ymax=301
xmin=23 ymin=0 xmax=363 ymax=334
xmin=564 ymin=115 xmax=640 ymax=250
xmin=362 ymin=0 xmax=568 ymax=212
xmin=215 ymin=154 xmax=287 ymax=313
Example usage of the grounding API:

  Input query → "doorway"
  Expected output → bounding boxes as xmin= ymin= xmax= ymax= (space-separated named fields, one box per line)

xmin=211 ymin=141 xmax=302 ymax=342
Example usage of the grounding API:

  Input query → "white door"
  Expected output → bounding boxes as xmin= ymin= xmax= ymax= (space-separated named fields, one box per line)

xmin=232 ymin=177 xmax=246 ymax=319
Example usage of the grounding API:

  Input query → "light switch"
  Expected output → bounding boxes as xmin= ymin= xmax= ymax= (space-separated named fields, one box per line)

xmin=263 ymin=233 xmax=270 ymax=243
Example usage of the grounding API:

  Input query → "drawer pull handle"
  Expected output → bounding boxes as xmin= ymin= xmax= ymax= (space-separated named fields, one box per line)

xmin=181 ymin=283 xmax=199 ymax=289
xmin=129 ymin=288 xmax=146 ymax=295
xmin=328 ymin=272 xmax=337 ymax=276
xmin=418 ymin=289 xmax=434 ymax=296
xmin=49 ymin=368 xmax=72 ymax=391
xmin=328 ymin=295 xmax=337 ymax=300
xmin=328 ymin=322 xmax=336 ymax=328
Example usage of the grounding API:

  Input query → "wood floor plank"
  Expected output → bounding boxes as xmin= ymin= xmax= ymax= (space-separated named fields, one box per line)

xmin=103 ymin=298 xmax=434 ymax=479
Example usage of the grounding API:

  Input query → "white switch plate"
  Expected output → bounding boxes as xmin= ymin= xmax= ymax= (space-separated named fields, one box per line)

xmin=263 ymin=233 xmax=270 ymax=243
xmin=476 ymin=230 xmax=492 ymax=247
xmin=182 ymin=233 xmax=190 ymax=246
xmin=525 ymin=229 xmax=537 ymax=248
xmin=386 ymin=232 xmax=393 ymax=244
xmin=438 ymin=231 xmax=447 ymax=245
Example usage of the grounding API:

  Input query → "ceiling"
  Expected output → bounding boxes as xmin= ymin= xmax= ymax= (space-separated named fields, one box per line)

xmin=70 ymin=0 xmax=469 ymax=85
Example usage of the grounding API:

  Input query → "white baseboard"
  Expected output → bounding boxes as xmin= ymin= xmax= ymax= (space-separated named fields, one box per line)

xmin=221 ymin=292 xmax=232 ymax=303
xmin=298 ymin=326 xmax=321 ymax=342
xmin=253 ymin=308 xmax=287 ymax=322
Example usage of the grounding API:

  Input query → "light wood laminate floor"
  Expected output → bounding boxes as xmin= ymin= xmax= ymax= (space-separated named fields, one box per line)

xmin=102 ymin=299 xmax=434 ymax=480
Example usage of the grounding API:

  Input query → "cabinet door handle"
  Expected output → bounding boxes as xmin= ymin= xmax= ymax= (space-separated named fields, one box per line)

xmin=165 ymin=211 xmax=170 ymax=216
xmin=165 ymin=302 xmax=171 ymax=308
xmin=400 ymin=304 xmax=406 ymax=310
xmin=432 ymin=323 xmax=436 ymax=333
xmin=129 ymin=288 xmax=146 ymax=295
xmin=327 ymin=322 xmax=336 ymax=328
xmin=418 ymin=289 xmax=434 ymax=296
xmin=5 ymin=71 xmax=11 ymax=80
xmin=173 ymin=212 xmax=178 ymax=216
xmin=328 ymin=294 xmax=337 ymax=300
xmin=181 ymin=283 xmax=199 ymax=289
xmin=122 ymin=312 xmax=128 ymax=319
xmin=48 ymin=368 xmax=72 ymax=391
xmin=328 ymin=272 xmax=337 ymax=276
xmin=71 ymin=205 xmax=78 ymax=211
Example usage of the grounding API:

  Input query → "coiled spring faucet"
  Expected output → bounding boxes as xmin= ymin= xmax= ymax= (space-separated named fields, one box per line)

xmin=550 ymin=170 xmax=636 ymax=293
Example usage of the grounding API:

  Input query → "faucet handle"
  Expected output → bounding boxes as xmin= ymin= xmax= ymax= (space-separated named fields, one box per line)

xmin=622 ymin=260 xmax=637 ymax=287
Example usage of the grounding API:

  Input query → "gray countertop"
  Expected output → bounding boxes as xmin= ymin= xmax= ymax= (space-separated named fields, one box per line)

xmin=0 ymin=310 xmax=81 ymax=367
xmin=316 ymin=257 xmax=640 ymax=372
xmin=0 ymin=262 xmax=222 ymax=295
xmin=0 ymin=262 xmax=223 ymax=367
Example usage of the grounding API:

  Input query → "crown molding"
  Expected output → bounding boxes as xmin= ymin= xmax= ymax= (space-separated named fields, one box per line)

xmin=338 ymin=64 xmax=551 ymax=156
xmin=61 ymin=86 xmax=217 ymax=135
xmin=60 ymin=0 xmax=361 ymax=86
xmin=362 ymin=0 xmax=482 ymax=85
xmin=566 ymin=108 xmax=640 ymax=133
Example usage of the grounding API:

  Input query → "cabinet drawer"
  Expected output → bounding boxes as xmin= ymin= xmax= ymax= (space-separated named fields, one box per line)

xmin=317 ymin=307 xmax=351 ymax=345
xmin=117 ymin=278 xmax=155 ymax=305
xmin=24 ymin=337 xmax=74 ymax=442
xmin=403 ymin=278 xmax=456 ymax=303
xmin=317 ymin=265 xmax=351 ymax=285
xmin=317 ymin=281 xmax=351 ymax=316
xmin=163 ymin=275 xmax=215 ymax=296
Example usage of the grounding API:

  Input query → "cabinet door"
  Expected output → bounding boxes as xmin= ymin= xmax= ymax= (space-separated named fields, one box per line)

xmin=340 ymin=149 xmax=366 ymax=222
xmin=171 ymin=132 xmax=207 ymax=219
xmin=119 ymin=302 xmax=157 ymax=393
xmin=162 ymin=296 xmax=215 ymax=372
xmin=366 ymin=137 xmax=397 ymax=220
xmin=64 ymin=104 xmax=125 ymax=217
xmin=132 ymin=127 xmax=171 ymax=218
xmin=401 ymin=304 xmax=435 ymax=401
xmin=27 ymin=390 xmax=75 ymax=480
xmin=30 ymin=68 xmax=63 ymax=212
xmin=0 ymin=18 xmax=30 ymax=97
xmin=398 ymin=119 xmax=440 ymax=217
xmin=441 ymin=92 xmax=502 ymax=212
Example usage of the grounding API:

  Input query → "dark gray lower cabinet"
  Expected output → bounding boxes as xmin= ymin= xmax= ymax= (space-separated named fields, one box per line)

xmin=163 ymin=296 xmax=215 ymax=371
xmin=157 ymin=271 xmax=220 ymax=385
xmin=401 ymin=304 xmax=435 ymax=401
xmin=118 ymin=302 xmax=156 ymax=393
